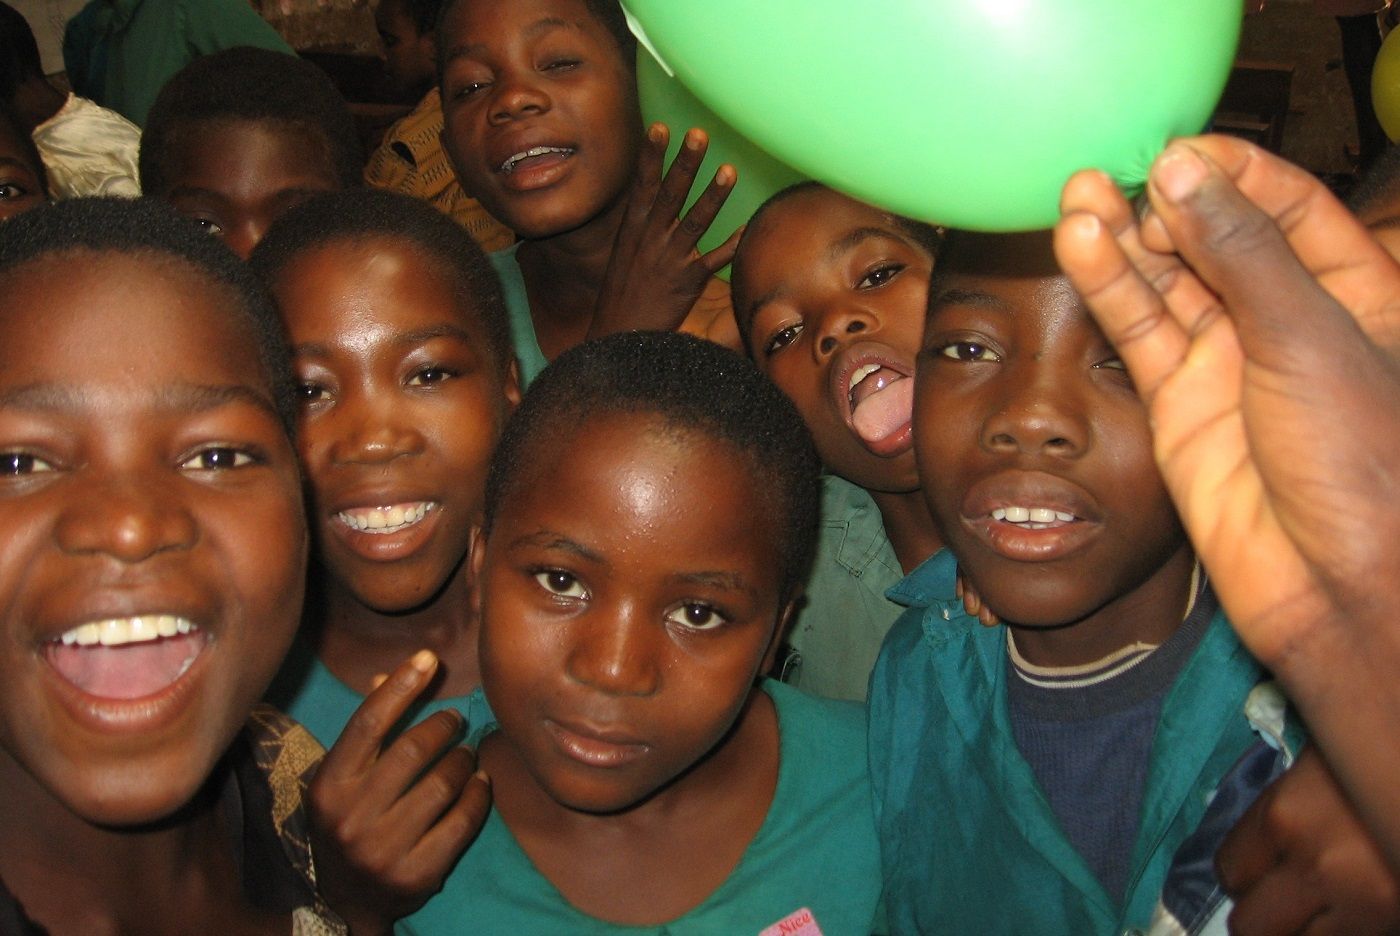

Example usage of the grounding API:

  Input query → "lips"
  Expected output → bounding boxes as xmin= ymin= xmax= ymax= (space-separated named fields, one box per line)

xmin=831 ymin=343 xmax=915 ymax=456
xmin=490 ymin=137 xmax=578 ymax=192
xmin=327 ymin=497 xmax=442 ymax=562
xmin=960 ymin=471 xmax=1101 ymax=563
xmin=545 ymin=717 xmax=650 ymax=768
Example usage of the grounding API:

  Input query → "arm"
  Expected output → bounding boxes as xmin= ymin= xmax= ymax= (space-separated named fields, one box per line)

xmin=1052 ymin=135 xmax=1400 ymax=870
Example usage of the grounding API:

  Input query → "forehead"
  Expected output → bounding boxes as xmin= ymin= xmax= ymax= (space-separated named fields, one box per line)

xmin=164 ymin=120 xmax=337 ymax=196
xmin=751 ymin=189 xmax=913 ymax=264
xmin=274 ymin=236 xmax=485 ymax=342
xmin=443 ymin=0 xmax=611 ymax=52
xmin=1 ymin=252 xmax=269 ymax=395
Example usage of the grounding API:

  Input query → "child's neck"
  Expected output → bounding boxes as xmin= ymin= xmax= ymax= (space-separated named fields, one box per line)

xmin=0 ymin=756 xmax=278 ymax=935
xmin=482 ymin=687 xmax=779 ymax=926
xmin=870 ymin=488 xmax=943 ymax=573
xmin=516 ymin=197 xmax=629 ymax=362
xmin=1008 ymin=545 xmax=1198 ymax=669
xmin=314 ymin=562 xmax=481 ymax=698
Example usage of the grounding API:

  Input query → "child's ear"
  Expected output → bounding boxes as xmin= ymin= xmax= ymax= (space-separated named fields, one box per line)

xmin=503 ymin=357 xmax=523 ymax=410
xmin=467 ymin=525 xmax=488 ymax=615
xmin=761 ymin=594 xmax=801 ymax=676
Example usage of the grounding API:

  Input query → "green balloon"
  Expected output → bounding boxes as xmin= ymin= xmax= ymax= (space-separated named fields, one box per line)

xmin=636 ymin=49 xmax=807 ymax=274
xmin=623 ymin=0 xmax=1240 ymax=232
xmin=1374 ymin=25 xmax=1400 ymax=142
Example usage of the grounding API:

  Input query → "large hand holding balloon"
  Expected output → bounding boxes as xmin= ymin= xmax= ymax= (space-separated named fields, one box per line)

xmin=622 ymin=1 xmax=1240 ymax=231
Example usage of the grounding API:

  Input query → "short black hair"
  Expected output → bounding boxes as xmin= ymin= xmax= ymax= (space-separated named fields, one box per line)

xmin=0 ymin=197 xmax=296 ymax=434
xmin=730 ymin=181 xmax=942 ymax=355
xmin=140 ymin=46 xmax=363 ymax=196
xmin=249 ymin=188 xmax=514 ymax=374
xmin=1350 ymin=142 xmax=1400 ymax=222
xmin=483 ymin=331 xmax=821 ymax=598
xmin=437 ymin=0 xmax=637 ymax=76
xmin=384 ymin=0 xmax=447 ymax=34
xmin=0 ymin=2 xmax=42 ymax=106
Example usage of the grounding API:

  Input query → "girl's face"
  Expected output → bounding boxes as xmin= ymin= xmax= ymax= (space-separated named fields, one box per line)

xmin=473 ymin=412 xmax=789 ymax=813
xmin=0 ymin=253 xmax=305 ymax=826
xmin=159 ymin=120 xmax=341 ymax=259
xmin=0 ymin=121 xmax=46 ymax=222
xmin=438 ymin=0 xmax=641 ymax=240
xmin=736 ymin=188 xmax=933 ymax=495
xmin=273 ymin=238 xmax=518 ymax=613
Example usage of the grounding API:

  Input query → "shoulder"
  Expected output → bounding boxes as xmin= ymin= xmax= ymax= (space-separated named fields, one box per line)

xmin=767 ymin=679 xmax=867 ymax=758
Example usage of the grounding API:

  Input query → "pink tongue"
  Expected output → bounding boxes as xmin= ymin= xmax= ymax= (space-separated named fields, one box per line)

xmin=45 ymin=633 xmax=206 ymax=700
xmin=852 ymin=378 xmax=914 ymax=444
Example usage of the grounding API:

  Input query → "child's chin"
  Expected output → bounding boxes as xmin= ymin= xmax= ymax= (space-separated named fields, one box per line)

xmin=64 ymin=763 xmax=213 ymax=830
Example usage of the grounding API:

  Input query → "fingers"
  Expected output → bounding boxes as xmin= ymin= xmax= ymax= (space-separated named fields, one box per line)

xmin=407 ymin=769 xmax=493 ymax=875
xmin=320 ymin=649 xmax=439 ymax=779
xmin=1053 ymin=206 xmax=1187 ymax=408
xmin=698 ymin=216 xmax=743 ymax=274
xmin=1141 ymin=138 xmax=1400 ymax=362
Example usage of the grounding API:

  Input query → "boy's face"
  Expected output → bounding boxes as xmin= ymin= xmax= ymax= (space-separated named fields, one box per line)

xmin=438 ymin=0 xmax=640 ymax=239
xmin=159 ymin=120 xmax=341 ymax=260
xmin=0 ymin=123 xmax=45 ymax=222
xmin=376 ymin=0 xmax=436 ymax=96
xmin=915 ymin=232 xmax=1188 ymax=642
xmin=473 ymin=413 xmax=789 ymax=814
xmin=273 ymin=237 xmax=519 ymax=613
xmin=0 ymin=252 xmax=306 ymax=826
xmin=739 ymin=188 xmax=931 ymax=494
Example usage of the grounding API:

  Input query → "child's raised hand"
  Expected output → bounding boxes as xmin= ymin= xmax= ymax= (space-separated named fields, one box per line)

xmin=1215 ymin=746 xmax=1400 ymax=935
xmin=588 ymin=123 xmax=740 ymax=338
xmin=307 ymin=650 xmax=490 ymax=935
xmin=1053 ymin=134 xmax=1400 ymax=870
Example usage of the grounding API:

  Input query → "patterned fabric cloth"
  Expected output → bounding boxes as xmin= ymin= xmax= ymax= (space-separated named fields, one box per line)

xmin=364 ymin=88 xmax=515 ymax=253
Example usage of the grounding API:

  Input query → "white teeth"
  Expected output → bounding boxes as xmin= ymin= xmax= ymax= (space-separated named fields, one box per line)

xmin=991 ymin=506 xmax=1077 ymax=525
xmin=338 ymin=502 xmax=435 ymax=534
xmin=500 ymin=146 xmax=573 ymax=174
xmin=848 ymin=363 xmax=881 ymax=397
xmin=55 ymin=616 xmax=197 ymax=648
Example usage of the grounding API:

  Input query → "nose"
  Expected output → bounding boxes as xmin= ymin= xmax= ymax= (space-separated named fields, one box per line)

xmin=813 ymin=303 xmax=875 ymax=359
xmin=981 ymin=363 xmax=1090 ymax=458
xmin=565 ymin=603 xmax=661 ymax=698
xmin=221 ymin=221 xmax=264 ymax=262
xmin=325 ymin=389 xmax=425 ymax=466
xmin=489 ymin=73 xmax=551 ymax=124
xmin=55 ymin=470 xmax=199 ymax=563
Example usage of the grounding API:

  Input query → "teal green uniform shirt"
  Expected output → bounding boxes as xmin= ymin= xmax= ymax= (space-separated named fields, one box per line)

xmin=264 ymin=636 xmax=493 ymax=750
xmin=780 ymin=475 xmax=904 ymax=702
xmin=400 ymin=680 xmax=883 ymax=936
xmin=869 ymin=549 xmax=1268 ymax=935
xmin=62 ymin=0 xmax=295 ymax=127
xmin=489 ymin=243 xmax=550 ymax=388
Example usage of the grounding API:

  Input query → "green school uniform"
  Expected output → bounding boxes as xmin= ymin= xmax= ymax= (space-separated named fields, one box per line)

xmin=489 ymin=243 xmax=549 ymax=388
xmin=399 ymin=680 xmax=883 ymax=936
xmin=869 ymin=548 xmax=1271 ymax=935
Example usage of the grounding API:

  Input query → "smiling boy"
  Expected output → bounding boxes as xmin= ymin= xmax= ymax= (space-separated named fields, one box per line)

xmin=868 ymin=230 xmax=1299 ymax=934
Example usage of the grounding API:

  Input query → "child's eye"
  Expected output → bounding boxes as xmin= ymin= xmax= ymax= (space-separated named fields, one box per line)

xmin=1 ymin=452 xmax=54 ymax=475
xmin=179 ymin=446 xmax=257 ymax=471
xmin=664 ymin=602 xmax=728 ymax=631
xmin=297 ymin=382 xmax=330 ymax=405
xmin=763 ymin=323 xmax=804 ymax=357
xmin=857 ymin=263 xmax=905 ymax=290
xmin=190 ymin=216 xmax=225 ymax=236
xmin=408 ymin=366 xmax=455 ymax=387
xmin=1094 ymin=356 xmax=1127 ymax=372
xmin=938 ymin=341 xmax=1001 ymax=363
xmin=451 ymin=79 xmax=490 ymax=101
xmin=541 ymin=57 xmax=581 ymax=73
xmin=0 ymin=182 xmax=30 ymax=200
xmin=534 ymin=569 xmax=588 ymax=599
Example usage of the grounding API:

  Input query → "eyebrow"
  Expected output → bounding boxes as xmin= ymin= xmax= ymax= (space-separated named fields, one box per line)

xmin=444 ymin=16 xmax=574 ymax=62
xmin=293 ymin=323 xmax=479 ymax=359
xmin=0 ymin=381 xmax=281 ymax=420
xmin=745 ymin=226 xmax=911 ymax=322
xmin=510 ymin=530 xmax=606 ymax=565
xmin=669 ymin=570 xmax=759 ymax=599
xmin=926 ymin=287 xmax=1015 ymax=316
xmin=0 ymin=156 xmax=38 ymax=176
